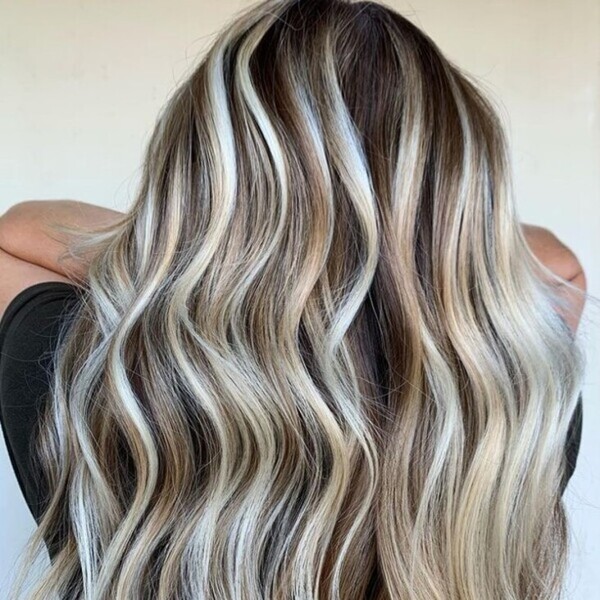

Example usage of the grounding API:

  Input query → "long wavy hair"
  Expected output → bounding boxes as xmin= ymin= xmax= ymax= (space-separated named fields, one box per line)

xmin=13 ymin=0 xmax=587 ymax=598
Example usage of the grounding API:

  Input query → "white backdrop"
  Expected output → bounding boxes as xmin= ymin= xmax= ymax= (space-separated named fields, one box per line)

xmin=1 ymin=0 xmax=598 ymax=596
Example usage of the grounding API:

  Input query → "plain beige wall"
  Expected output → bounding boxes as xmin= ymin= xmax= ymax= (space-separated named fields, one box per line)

xmin=1 ymin=0 xmax=598 ymax=596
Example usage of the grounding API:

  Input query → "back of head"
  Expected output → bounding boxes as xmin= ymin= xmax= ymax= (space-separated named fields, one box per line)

xmin=16 ymin=1 xmax=585 ymax=599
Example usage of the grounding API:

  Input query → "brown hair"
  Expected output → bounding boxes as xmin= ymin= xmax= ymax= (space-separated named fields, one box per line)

xmin=15 ymin=1 xmax=585 ymax=598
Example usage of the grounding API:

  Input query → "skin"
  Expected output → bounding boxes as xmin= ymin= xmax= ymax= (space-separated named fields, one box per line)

xmin=521 ymin=223 xmax=587 ymax=334
xmin=0 ymin=201 xmax=588 ymax=334
xmin=0 ymin=200 xmax=125 ymax=313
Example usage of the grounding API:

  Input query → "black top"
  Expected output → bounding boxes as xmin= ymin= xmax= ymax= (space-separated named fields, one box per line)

xmin=0 ymin=281 xmax=585 ymax=531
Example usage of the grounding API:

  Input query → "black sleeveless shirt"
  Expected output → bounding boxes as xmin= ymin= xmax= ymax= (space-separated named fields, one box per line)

xmin=0 ymin=281 xmax=585 ymax=533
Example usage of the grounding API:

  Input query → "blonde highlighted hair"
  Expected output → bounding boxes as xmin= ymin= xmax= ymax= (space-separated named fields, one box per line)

xmin=14 ymin=0 xmax=586 ymax=598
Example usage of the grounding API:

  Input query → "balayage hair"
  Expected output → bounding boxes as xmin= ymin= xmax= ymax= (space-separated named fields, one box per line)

xmin=13 ymin=0 xmax=587 ymax=598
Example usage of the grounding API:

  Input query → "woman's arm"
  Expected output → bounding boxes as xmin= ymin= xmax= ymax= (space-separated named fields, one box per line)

xmin=0 ymin=200 xmax=125 ymax=316
xmin=0 ymin=200 xmax=125 ymax=281
xmin=521 ymin=223 xmax=587 ymax=334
